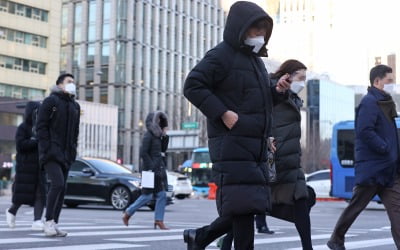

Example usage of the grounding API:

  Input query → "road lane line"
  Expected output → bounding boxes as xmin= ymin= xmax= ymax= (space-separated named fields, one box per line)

xmin=8 ymin=243 xmax=147 ymax=250
xmin=30 ymin=228 xmax=184 ymax=237
xmin=0 ymin=225 xmax=147 ymax=232
xmin=287 ymin=237 xmax=394 ymax=250
xmin=0 ymin=237 xmax=58 ymax=244
xmin=106 ymin=235 xmax=183 ymax=242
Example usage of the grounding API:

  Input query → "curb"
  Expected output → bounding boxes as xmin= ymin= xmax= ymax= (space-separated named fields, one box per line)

xmin=316 ymin=197 xmax=344 ymax=202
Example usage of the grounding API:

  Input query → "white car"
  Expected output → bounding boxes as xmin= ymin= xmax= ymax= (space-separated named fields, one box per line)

xmin=305 ymin=169 xmax=331 ymax=198
xmin=167 ymin=172 xmax=193 ymax=199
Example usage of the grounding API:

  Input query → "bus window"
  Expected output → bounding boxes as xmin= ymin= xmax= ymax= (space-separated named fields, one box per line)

xmin=193 ymin=152 xmax=211 ymax=163
xmin=337 ymin=129 xmax=355 ymax=168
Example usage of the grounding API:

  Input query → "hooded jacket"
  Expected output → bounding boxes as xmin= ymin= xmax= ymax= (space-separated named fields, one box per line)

xmin=184 ymin=1 xmax=284 ymax=216
xmin=354 ymin=86 xmax=399 ymax=187
xmin=37 ymin=85 xmax=80 ymax=169
xmin=140 ymin=111 xmax=169 ymax=194
xmin=13 ymin=101 xmax=45 ymax=205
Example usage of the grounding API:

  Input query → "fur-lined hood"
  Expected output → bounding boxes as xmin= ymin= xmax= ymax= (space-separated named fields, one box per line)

xmin=145 ymin=111 xmax=168 ymax=137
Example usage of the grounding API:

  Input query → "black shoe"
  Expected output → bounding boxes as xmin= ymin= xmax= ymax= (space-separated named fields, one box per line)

xmin=257 ymin=226 xmax=274 ymax=234
xmin=183 ymin=229 xmax=204 ymax=250
xmin=327 ymin=240 xmax=345 ymax=250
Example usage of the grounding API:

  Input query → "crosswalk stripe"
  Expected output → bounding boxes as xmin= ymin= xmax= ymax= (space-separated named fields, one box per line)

xmin=0 ymin=225 xmax=147 ymax=232
xmin=107 ymin=235 xmax=183 ymax=242
xmin=30 ymin=228 xmax=184 ymax=237
xmin=288 ymin=237 xmax=395 ymax=250
xmin=0 ymin=237 xmax=57 ymax=244
xmin=209 ymin=234 xmax=338 ymax=247
xmin=8 ymin=243 xmax=147 ymax=250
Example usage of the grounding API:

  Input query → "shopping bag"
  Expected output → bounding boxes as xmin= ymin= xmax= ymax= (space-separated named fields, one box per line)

xmin=141 ymin=171 xmax=154 ymax=188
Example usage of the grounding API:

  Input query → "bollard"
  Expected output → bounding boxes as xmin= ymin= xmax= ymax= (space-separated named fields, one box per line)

xmin=208 ymin=182 xmax=217 ymax=200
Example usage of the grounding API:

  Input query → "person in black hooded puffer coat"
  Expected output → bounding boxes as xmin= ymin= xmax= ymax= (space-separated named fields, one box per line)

xmin=183 ymin=1 xmax=290 ymax=249
xmin=122 ymin=111 xmax=170 ymax=230
xmin=5 ymin=101 xmax=46 ymax=230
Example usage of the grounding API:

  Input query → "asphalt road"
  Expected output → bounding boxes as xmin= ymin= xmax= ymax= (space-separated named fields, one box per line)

xmin=0 ymin=194 xmax=396 ymax=250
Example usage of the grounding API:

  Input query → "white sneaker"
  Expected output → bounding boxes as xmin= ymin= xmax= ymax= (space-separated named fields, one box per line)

xmin=43 ymin=220 xmax=57 ymax=236
xmin=5 ymin=209 xmax=15 ymax=228
xmin=31 ymin=220 xmax=44 ymax=231
xmin=54 ymin=223 xmax=68 ymax=237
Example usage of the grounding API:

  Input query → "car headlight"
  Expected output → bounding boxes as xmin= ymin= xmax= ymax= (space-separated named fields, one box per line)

xmin=128 ymin=180 xmax=141 ymax=187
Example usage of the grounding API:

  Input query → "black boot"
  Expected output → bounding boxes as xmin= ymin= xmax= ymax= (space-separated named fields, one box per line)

xmin=183 ymin=229 xmax=205 ymax=250
xmin=257 ymin=226 xmax=274 ymax=234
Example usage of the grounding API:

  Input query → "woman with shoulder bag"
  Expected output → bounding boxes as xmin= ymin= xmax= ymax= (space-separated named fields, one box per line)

xmin=122 ymin=111 xmax=170 ymax=230
xmin=269 ymin=59 xmax=314 ymax=250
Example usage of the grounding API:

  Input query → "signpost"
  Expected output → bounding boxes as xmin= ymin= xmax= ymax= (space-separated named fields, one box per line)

xmin=181 ymin=122 xmax=199 ymax=129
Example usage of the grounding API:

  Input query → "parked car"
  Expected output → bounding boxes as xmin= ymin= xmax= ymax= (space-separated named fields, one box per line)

xmin=64 ymin=157 xmax=174 ymax=210
xmin=167 ymin=171 xmax=193 ymax=199
xmin=305 ymin=169 xmax=331 ymax=198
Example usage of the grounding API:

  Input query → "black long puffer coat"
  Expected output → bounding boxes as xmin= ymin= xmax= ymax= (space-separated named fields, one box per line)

xmin=184 ymin=1 xmax=286 ymax=216
xmin=140 ymin=111 xmax=169 ymax=195
xmin=12 ymin=101 xmax=45 ymax=205
xmin=270 ymin=78 xmax=308 ymax=205
xmin=37 ymin=85 xmax=80 ymax=169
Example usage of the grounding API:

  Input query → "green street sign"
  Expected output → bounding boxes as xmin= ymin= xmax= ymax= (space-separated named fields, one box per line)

xmin=181 ymin=122 xmax=199 ymax=129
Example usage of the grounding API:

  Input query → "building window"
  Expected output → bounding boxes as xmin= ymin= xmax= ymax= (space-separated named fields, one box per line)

xmin=0 ymin=82 xmax=45 ymax=100
xmin=61 ymin=4 xmax=68 ymax=44
xmin=88 ymin=0 xmax=96 ymax=41
xmin=0 ymin=26 xmax=47 ymax=48
xmin=0 ymin=55 xmax=46 ymax=75
xmin=74 ymin=3 xmax=82 ymax=43
xmin=1 ymin=0 xmax=48 ymax=22
xmin=103 ymin=0 xmax=111 ymax=40
xmin=102 ymin=42 xmax=109 ymax=65
xmin=87 ymin=43 xmax=95 ymax=66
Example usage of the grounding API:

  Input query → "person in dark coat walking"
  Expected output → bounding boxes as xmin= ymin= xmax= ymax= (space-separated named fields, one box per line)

xmin=327 ymin=65 xmax=400 ymax=250
xmin=122 ymin=111 xmax=170 ymax=230
xmin=268 ymin=59 xmax=313 ymax=250
xmin=37 ymin=73 xmax=80 ymax=237
xmin=5 ymin=101 xmax=46 ymax=230
xmin=182 ymin=2 xmax=290 ymax=249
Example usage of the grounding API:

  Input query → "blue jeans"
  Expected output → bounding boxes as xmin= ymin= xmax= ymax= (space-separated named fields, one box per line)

xmin=125 ymin=191 xmax=167 ymax=221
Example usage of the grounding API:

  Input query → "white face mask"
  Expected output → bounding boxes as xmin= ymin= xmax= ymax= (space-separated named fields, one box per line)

xmin=383 ymin=83 xmax=396 ymax=93
xmin=65 ymin=83 xmax=76 ymax=95
xmin=290 ymin=81 xmax=305 ymax=94
xmin=244 ymin=36 xmax=265 ymax=53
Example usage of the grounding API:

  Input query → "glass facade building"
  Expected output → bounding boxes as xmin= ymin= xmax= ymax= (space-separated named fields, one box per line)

xmin=61 ymin=0 xmax=225 ymax=166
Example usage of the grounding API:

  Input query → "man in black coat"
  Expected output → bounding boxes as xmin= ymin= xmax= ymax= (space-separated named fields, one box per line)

xmin=183 ymin=1 xmax=290 ymax=249
xmin=37 ymin=73 xmax=80 ymax=237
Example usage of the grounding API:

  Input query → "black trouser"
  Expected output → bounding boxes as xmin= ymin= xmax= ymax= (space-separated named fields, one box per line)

xmin=195 ymin=214 xmax=254 ymax=250
xmin=255 ymin=213 xmax=267 ymax=229
xmin=9 ymin=171 xmax=46 ymax=221
xmin=221 ymin=213 xmax=269 ymax=250
xmin=293 ymin=199 xmax=312 ymax=250
xmin=44 ymin=162 xmax=68 ymax=223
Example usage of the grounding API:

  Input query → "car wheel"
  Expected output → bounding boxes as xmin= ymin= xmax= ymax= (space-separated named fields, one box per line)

xmin=65 ymin=202 xmax=79 ymax=208
xmin=176 ymin=194 xmax=186 ymax=200
xmin=111 ymin=186 xmax=131 ymax=210
xmin=147 ymin=204 xmax=155 ymax=211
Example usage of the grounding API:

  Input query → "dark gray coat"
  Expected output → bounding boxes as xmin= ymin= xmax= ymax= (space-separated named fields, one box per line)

xmin=270 ymin=86 xmax=308 ymax=205
xmin=140 ymin=111 xmax=169 ymax=194
xmin=184 ymin=1 xmax=286 ymax=216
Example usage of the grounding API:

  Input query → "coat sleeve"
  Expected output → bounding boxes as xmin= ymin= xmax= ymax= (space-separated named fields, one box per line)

xmin=356 ymin=99 xmax=388 ymax=154
xmin=270 ymin=85 xmax=289 ymax=106
xmin=183 ymin=49 xmax=229 ymax=121
xmin=15 ymin=125 xmax=37 ymax=153
xmin=73 ymin=103 xmax=81 ymax=149
xmin=36 ymin=96 xmax=56 ymax=160
xmin=140 ymin=132 xmax=155 ymax=171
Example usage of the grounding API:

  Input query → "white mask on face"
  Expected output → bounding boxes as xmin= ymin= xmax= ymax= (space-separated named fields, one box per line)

xmin=65 ymin=83 xmax=76 ymax=95
xmin=383 ymin=83 xmax=396 ymax=93
xmin=290 ymin=81 xmax=305 ymax=94
xmin=244 ymin=36 xmax=265 ymax=53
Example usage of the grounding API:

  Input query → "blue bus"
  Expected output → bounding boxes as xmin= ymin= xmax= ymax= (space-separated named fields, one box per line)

xmin=182 ymin=148 xmax=213 ymax=196
xmin=330 ymin=119 xmax=400 ymax=201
